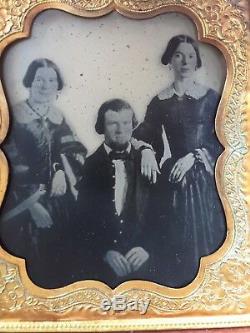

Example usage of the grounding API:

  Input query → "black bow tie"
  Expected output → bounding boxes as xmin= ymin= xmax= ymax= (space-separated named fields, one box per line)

xmin=109 ymin=150 xmax=130 ymax=161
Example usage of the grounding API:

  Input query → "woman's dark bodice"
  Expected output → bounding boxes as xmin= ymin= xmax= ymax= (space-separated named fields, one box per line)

xmin=12 ymin=117 xmax=70 ymax=186
xmin=135 ymin=88 xmax=222 ymax=162
xmin=5 ymin=101 xmax=82 ymax=188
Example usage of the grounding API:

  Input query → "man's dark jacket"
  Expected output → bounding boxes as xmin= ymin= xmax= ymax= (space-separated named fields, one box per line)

xmin=75 ymin=144 xmax=153 ymax=287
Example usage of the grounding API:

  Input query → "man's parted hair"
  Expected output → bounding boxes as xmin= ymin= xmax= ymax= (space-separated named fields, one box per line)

xmin=95 ymin=98 xmax=138 ymax=135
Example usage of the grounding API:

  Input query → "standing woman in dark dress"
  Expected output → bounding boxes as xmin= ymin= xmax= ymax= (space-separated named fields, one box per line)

xmin=0 ymin=58 xmax=87 ymax=288
xmin=135 ymin=35 xmax=226 ymax=287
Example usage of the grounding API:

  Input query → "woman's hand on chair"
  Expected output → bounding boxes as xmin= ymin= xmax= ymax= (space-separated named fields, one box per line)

xmin=51 ymin=170 xmax=67 ymax=197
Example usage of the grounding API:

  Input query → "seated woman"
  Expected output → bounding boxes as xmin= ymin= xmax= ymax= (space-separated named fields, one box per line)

xmin=0 ymin=58 xmax=87 ymax=288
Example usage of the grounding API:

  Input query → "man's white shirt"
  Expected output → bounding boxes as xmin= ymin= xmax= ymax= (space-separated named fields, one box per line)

xmin=104 ymin=143 xmax=131 ymax=216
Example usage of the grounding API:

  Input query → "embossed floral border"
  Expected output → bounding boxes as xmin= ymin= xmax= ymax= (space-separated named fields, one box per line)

xmin=0 ymin=0 xmax=249 ymax=331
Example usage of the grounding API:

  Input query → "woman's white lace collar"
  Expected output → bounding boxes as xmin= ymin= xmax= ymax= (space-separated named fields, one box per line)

xmin=14 ymin=101 xmax=63 ymax=125
xmin=158 ymin=82 xmax=208 ymax=100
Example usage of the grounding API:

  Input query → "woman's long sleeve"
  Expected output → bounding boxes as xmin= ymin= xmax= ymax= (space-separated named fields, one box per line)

xmin=134 ymin=97 xmax=164 ymax=161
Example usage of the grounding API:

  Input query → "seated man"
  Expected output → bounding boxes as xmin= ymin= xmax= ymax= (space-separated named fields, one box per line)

xmin=76 ymin=99 xmax=154 ymax=287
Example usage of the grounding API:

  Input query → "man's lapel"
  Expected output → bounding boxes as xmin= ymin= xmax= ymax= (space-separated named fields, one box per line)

xmin=122 ymin=148 xmax=137 ymax=214
xmin=95 ymin=144 xmax=114 ymax=187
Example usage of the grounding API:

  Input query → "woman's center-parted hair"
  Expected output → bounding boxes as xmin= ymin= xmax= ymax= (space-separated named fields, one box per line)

xmin=95 ymin=99 xmax=138 ymax=135
xmin=161 ymin=34 xmax=202 ymax=69
xmin=23 ymin=58 xmax=64 ymax=90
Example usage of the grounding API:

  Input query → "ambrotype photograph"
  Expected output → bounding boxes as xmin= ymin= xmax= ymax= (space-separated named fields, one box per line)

xmin=0 ymin=10 xmax=227 ymax=290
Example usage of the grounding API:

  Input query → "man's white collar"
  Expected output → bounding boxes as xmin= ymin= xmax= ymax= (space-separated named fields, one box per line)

xmin=104 ymin=143 xmax=132 ymax=155
xmin=158 ymin=82 xmax=208 ymax=101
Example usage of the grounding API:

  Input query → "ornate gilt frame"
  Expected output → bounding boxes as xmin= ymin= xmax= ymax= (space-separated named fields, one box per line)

xmin=0 ymin=0 xmax=249 ymax=331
